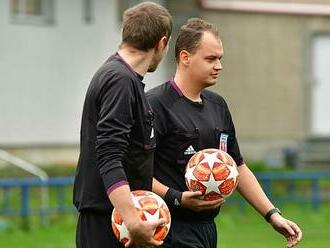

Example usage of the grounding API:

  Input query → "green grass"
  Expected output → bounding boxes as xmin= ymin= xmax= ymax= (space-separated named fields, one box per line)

xmin=0 ymin=204 xmax=329 ymax=248
xmin=217 ymin=204 xmax=330 ymax=248
xmin=0 ymin=214 xmax=76 ymax=248
xmin=0 ymin=165 xmax=329 ymax=247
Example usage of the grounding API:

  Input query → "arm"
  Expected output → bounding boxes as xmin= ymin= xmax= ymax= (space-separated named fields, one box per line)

xmin=236 ymin=164 xmax=274 ymax=214
xmin=97 ymin=75 xmax=162 ymax=247
xmin=237 ymin=164 xmax=302 ymax=248
xmin=152 ymin=177 xmax=169 ymax=198
xmin=222 ymin=104 xmax=302 ymax=247
xmin=153 ymin=178 xmax=224 ymax=212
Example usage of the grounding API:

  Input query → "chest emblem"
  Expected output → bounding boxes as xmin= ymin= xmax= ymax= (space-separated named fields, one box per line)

xmin=219 ymin=133 xmax=229 ymax=152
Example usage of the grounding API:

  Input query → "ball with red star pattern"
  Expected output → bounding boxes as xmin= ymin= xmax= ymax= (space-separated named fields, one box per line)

xmin=111 ymin=190 xmax=171 ymax=245
xmin=185 ymin=148 xmax=239 ymax=200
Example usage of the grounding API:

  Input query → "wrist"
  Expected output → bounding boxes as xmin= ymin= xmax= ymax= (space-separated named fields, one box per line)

xmin=164 ymin=188 xmax=182 ymax=208
xmin=264 ymin=208 xmax=282 ymax=223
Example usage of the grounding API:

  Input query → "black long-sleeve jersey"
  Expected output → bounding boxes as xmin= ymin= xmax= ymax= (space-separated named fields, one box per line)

xmin=147 ymin=81 xmax=244 ymax=222
xmin=73 ymin=53 xmax=156 ymax=212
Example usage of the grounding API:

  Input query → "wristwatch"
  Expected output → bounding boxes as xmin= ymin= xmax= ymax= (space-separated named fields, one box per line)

xmin=264 ymin=208 xmax=282 ymax=222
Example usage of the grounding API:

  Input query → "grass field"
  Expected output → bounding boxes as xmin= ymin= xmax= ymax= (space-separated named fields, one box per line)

xmin=218 ymin=204 xmax=330 ymax=248
xmin=1 ymin=166 xmax=329 ymax=247
xmin=1 ymin=203 xmax=329 ymax=248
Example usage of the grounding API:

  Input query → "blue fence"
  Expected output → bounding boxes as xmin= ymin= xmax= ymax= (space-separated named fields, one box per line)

xmin=0 ymin=177 xmax=75 ymax=218
xmin=1 ymin=172 xmax=330 ymax=219
xmin=260 ymin=171 xmax=330 ymax=209
xmin=231 ymin=171 xmax=330 ymax=211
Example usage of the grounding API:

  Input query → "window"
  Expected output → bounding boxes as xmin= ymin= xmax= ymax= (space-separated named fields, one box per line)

xmin=10 ymin=0 xmax=54 ymax=25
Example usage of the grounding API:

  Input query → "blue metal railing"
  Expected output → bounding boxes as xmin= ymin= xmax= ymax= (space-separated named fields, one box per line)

xmin=231 ymin=171 xmax=330 ymax=211
xmin=0 ymin=177 xmax=75 ymax=218
xmin=1 ymin=172 xmax=330 ymax=218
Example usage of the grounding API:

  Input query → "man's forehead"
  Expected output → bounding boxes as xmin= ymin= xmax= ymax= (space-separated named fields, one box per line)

xmin=199 ymin=33 xmax=223 ymax=55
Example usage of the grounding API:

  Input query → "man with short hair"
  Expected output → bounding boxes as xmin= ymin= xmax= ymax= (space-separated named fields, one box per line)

xmin=147 ymin=18 xmax=302 ymax=248
xmin=73 ymin=2 xmax=172 ymax=247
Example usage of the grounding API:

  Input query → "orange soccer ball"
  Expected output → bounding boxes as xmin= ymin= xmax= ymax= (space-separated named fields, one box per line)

xmin=111 ymin=190 xmax=171 ymax=245
xmin=185 ymin=148 xmax=239 ymax=201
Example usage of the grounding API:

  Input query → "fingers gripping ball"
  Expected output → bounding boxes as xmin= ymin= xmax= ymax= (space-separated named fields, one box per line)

xmin=111 ymin=190 xmax=171 ymax=245
xmin=185 ymin=148 xmax=239 ymax=200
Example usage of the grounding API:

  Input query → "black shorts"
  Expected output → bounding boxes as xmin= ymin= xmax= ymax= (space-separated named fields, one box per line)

xmin=76 ymin=211 xmax=124 ymax=248
xmin=162 ymin=220 xmax=217 ymax=248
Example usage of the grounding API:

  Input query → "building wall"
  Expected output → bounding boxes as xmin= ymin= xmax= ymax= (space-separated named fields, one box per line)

xmin=167 ymin=0 xmax=330 ymax=161
xmin=206 ymin=12 xmax=308 ymax=140
xmin=241 ymin=0 xmax=330 ymax=4
xmin=0 ymin=0 xmax=119 ymax=145
xmin=0 ymin=0 xmax=168 ymax=165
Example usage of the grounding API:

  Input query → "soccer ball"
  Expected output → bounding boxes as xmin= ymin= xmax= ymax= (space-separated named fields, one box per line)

xmin=111 ymin=190 xmax=171 ymax=245
xmin=185 ymin=148 xmax=239 ymax=200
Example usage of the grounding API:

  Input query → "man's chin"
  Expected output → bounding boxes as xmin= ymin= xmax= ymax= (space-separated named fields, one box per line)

xmin=202 ymin=80 xmax=218 ymax=88
xmin=207 ymin=79 xmax=218 ymax=85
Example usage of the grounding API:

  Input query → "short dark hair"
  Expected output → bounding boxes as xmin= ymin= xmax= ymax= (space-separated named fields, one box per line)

xmin=121 ymin=2 xmax=172 ymax=51
xmin=175 ymin=18 xmax=219 ymax=62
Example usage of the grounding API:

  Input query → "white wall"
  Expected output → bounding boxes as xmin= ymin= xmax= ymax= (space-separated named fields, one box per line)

xmin=0 ymin=0 xmax=167 ymax=146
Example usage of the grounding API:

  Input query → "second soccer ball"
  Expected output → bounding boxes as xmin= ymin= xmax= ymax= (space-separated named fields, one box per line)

xmin=185 ymin=148 xmax=239 ymax=200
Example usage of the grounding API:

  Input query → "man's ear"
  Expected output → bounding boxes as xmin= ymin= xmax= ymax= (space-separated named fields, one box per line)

xmin=156 ymin=36 xmax=169 ymax=51
xmin=179 ymin=50 xmax=190 ymax=66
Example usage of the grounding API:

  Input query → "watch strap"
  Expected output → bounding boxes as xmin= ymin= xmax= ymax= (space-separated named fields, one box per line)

xmin=264 ymin=208 xmax=282 ymax=222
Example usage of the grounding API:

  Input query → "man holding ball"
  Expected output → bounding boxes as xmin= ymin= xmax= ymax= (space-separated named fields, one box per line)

xmin=147 ymin=18 xmax=302 ymax=248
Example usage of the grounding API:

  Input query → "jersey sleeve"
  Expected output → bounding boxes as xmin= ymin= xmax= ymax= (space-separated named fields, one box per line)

xmin=96 ymin=73 xmax=135 ymax=192
xmin=146 ymin=92 xmax=168 ymax=145
xmin=225 ymin=106 xmax=245 ymax=166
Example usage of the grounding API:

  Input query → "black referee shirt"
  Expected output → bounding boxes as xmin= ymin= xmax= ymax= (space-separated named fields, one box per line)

xmin=147 ymin=81 xmax=244 ymax=222
xmin=73 ymin=53 xmax=156 ymax=212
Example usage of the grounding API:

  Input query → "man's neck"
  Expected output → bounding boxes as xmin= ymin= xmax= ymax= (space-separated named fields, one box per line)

xmin=117 ymin=46 xmax=153 ymax=76
xmin=173 ymin=70 xmax=203 ymax=102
